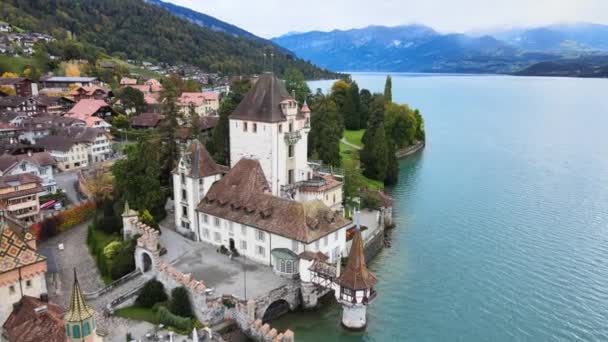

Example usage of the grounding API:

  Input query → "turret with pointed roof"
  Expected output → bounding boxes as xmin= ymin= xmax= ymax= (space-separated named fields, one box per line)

xmin=65 ymin=269 xmax=99 ymax=341
xmin=336 ymin=228 xmax=377 ymax=330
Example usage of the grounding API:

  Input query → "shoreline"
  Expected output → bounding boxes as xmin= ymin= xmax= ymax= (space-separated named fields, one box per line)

xmin=396 ymin=141 xmax=425 ymax=159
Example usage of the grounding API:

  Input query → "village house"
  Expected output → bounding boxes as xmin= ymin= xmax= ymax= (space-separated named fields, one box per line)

xmin=131 ymin=112 xmax=163 ymax=129
xmin=66 ymin=99 xmax=115 ymax=130
xmin=0 ymin=212 xmax=48 ymax=326
xmin=0 ymin=174 xmax=45 ymax=222
xmin=119 ymin=77 xmax=137 ymax=86
xmin=2 ymin=295 xmax=65 ymax=342
xmin=0 ymin=21 xmax=11 ymax=33
xmin=40 ymin=76 xmax=99 ymax=91
xmin=67 ymin=85 xmax=110 ymax=101
xmin=18 ymin=115 xmax=86 ymax=144
xmin=0 ymin=123 xmax=18 ymax=145
xmin=33 ymin=95 xmax=75 ymax=114
xmin=178 ymin=91 xmax=220 ymax=116
xmin=36 ymin=135 xmax=88 ymax=171
xmin=56 ymin=126 xmax=112 ymax=164
xmin=0 ymin=97 xmax=42 ymax=115
xmin=0 ymin=78 xmax=37 ymax=97
xmin=0 ymin=152 xmax=57 ymax=194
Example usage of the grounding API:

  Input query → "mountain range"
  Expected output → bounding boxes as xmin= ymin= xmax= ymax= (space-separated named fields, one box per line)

xmin=0 ymin=0 xmax=339 ymax=79
xmin=271 ymin=23 xmax=608 ymax=75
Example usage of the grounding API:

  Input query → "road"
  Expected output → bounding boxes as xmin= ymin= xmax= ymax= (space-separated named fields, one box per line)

xmin=54 ymin=170 xmax=81 ymax=204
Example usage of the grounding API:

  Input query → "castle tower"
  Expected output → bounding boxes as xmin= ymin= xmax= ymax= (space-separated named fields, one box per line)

xmin=229 ymin=73 xmax=311 ymax=196
xmin=65 ymin=269 xmax=100 ymax=341
xmin=336 ymin=228 xmax=377 ymax=330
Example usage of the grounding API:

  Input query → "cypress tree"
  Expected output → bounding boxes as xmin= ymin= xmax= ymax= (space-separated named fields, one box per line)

xmin=385 ymin=140 xmax=399 ymax=185
xmin=209 ymin=102 xmax=231 ymax=165
xmin=359 ymin=89 xmax=372 ymax=129
xmin=310 ymin=97 xmax=341 ymax=166
xmin=169 ymin=286 xmax=194 ymax=318
xmin=362 ymin=123 xmax=388 ymax=181
xmin=384 ymin=75 xmax=392 ymax=103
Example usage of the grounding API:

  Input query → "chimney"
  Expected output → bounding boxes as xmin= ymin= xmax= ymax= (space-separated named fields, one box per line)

xmin=34 ymin=305 xmax=48 ymax=315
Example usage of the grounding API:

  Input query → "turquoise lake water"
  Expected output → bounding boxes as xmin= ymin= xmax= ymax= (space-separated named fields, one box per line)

xmin=272 ymin=73 xmax=608 ymax=341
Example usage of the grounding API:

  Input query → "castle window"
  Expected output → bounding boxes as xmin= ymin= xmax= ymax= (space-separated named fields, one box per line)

xmin=182 ymin=189 xmax=187 ymax=200
xmin=181 ymin=173 xmax=185 ymax=184
xmin=288 ymin=145 xmax=294 ymax=158
xmin=182 ymin=206 xmax=187 ymax=216
xmin=199 ymin=178 xmax=203 ymax=185
xmin=256 ymin=245 xmax=265 ymax=256
xmin=241 ymin=240 xmax=247 ymax=250
xmin=289 ymin=122 xmax=293 ymax=132
xmin=243 ymin=122 xmax=248 ymax=132
xmin=203 ymin=214 xmax=208 ymax=224
xmin=256 ymin=230 xmax=266 ymax=242
xmin=72 ymin=325 xmax=81 ymax=339
xmin=279 ymin=124 xmax=282 ymax=133
xmin=253 ymin=123 xmax=257 ymax=133
xmin=215 ymin=217 xmax=220 ymax=227
xmin=8 ymin=285 xmax=15 ymax=294
xmin=83 ymin=322 xmax=91 ymax=336
xmin=26 ymin=280 xmax=31 ymax=288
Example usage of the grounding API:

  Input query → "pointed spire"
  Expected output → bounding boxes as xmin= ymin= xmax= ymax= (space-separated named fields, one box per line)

xmin=65 ymin=268 xmax=94 ymax=322
xmin=122 ymin=200 xmax=138 ymax=217
xmin=301 ymin=100 xmax=310 ymax=113
xmin=337 ymin=229 xmax=377 ymax=290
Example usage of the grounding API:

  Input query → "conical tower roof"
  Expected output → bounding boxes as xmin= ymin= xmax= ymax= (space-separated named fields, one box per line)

xmin=64 ymin=269 xmax=94 ymax=322
xmin=337 ymin=229 xmax=377 ymax=290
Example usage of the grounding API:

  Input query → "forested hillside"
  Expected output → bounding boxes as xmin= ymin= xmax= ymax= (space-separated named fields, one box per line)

xmin=0 ymin=0 xmax=339 ymax=78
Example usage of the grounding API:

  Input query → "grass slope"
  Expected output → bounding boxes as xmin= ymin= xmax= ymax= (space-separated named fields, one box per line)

xmin=340 ymin=131 xmax=383 ymax=190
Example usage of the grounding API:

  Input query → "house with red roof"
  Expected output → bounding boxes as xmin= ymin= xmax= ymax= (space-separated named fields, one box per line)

xmin=66 ymin=99 xmax=115 ymax=131
xmin=178 ymin=91 xmax=220 ymax=116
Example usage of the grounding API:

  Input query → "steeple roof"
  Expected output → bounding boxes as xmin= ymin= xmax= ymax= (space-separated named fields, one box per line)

xmin=64 ymin=269 xmax=94 ymax=322
xmin=230 ymin=73 xmax=293 ymax=123
xmin=337 ymin=229 xmax=377 ymax=290
xmin=181 ymin=140 xmax=226 ymax=178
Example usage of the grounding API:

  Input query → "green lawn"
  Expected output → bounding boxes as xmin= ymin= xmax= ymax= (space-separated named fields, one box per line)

xmin=114 ymin=305 xmax=160 ymax=325
xmin=340 ymin=140 xmax=383 ymax=190
xmin=0 ymin=55 xmax=36 ymax=74
xmin=343 ymin=129 xmax=365 ymax=148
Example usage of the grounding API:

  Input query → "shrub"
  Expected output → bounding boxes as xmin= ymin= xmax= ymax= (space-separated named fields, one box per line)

xmin=139 ymin=209 xmax=159 ymax=229
xmin=135 ymin=279 xmax=167 ymax=308
xmin=169 ymin=286 xmax=194 ymax=318
xmin=157 ymin=306 xmax=192 ymax=332
xmin=57 ymin=202 xmax=96 ymax=231
xmin=98 ymin=215 xmax=122 ymax=235
xmin=109 ymin=239 xmax=136 ymax=280
xmin=103 ymin=241 xmax=122 ymax=259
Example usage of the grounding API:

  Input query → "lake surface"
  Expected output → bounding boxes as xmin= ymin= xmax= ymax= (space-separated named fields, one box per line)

xmin=272 ymin=73 xmax=608 ymax=341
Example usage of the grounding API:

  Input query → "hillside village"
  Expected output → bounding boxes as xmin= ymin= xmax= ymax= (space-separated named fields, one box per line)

xmin=0 ymin=11 xmax=422 ymax=342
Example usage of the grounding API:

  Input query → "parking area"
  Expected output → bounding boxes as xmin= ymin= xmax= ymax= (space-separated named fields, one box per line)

xmin=159 ymin=227 xmax=287 ymax=300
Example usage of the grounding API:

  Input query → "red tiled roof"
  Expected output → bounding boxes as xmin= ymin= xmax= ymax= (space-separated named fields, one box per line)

xmin=67 ymin=99 xmax=111 ymax=118
xmin=3 ymin=296 xmax=65 ymax=342
xmin=179 ymin=92 xmax=219 ymax=106
xmin=337 ymin=229 xmax=377 ymax=290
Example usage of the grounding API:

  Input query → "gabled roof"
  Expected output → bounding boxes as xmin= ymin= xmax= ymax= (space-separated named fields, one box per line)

xmin=132 ymin=112 xmax=162 ymax=128
xmin=0 ymin=216 xmax=46 ymax=274
xmin=65 ymin=269 xmax=95 ymax=322
xmin=179 ymin=92 xmax=220 ymax=106
xmin=37 ymin=135 xmax=76 ymax=152
xmin=55 ymin=126 xmax=104 ymax=143
xmin=337 ymin=228 xmax=377 ymax=290
xmin=67 ymin=99 xmax=112 ymax=118
xmin=0 ymin=96 xmax=30 ymax=107
xmin=42 ymin=76 xmax=97 ymax=83
xmin=0 ymin=152 xmax=56 ymax=173
xmin=198 ymin=159 xmax=350 ymax=243
xmin=177 ymin=140 xmax=226 ymax=178
xmin=3 ymin=296 xmax=65 ymax=342
xmin=230 ymin=73 xmax=292 ymax=123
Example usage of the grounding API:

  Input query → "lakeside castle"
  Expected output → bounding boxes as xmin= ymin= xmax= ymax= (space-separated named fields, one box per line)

xmin=160 ymin=73 xmax=386 ymax=331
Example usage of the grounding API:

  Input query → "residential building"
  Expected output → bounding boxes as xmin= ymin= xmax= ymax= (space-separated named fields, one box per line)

xmin=0 ymin=78 xmax=37 ymax=97
xmin=0 ymin=21 xmax=11 ymax=33
xmin=131 ymin=112 xmax=163 ymax=129
xmin=178 ymin=91 xmax=220 ymax=116
xmin=0 ymin=152 xmax=57 ymax=194
xmin=33 ymin=95 xmax=75 ymax=114
xmin=0 ymin=174 xmax=45 ymax=222
xmin=37 ymin=135 xmax=88 ymax=171
xmin=66 ymin=99 xmax=115 ymax=130
xmin=2 ymin=295 xmax=65 ymax=342
xmin=0 ymin=213 xmax=48 ymax=326
xmin=173 ymin=140 xmax=225 ymax=239
xmin=40 ymin=77 xmax=99 ymax=91
xmin=56 ymin=127 xmax=112 ymax=164
xmin=67 ymin=85 xmax=110 ymax=101
xmin=18 ymin=115 xmax=86 ymax=144
xmin=0 ymin=112 xmax=27 ymax=126
xmin=119 ymin=77 xmax=137 ymax=86
xmin=0 ymin=97 xmax=41 ymax=115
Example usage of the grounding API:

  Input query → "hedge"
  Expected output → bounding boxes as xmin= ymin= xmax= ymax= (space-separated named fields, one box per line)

xmin=86 ymin=223 xmax=136 ymax=283
xmin=158 ymin=306 xmax=192 ymax=333
xmin=31 ymin=202 xmax=96 ymax=241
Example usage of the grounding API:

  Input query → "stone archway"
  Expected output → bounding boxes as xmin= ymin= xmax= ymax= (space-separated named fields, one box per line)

xmin=142 ymin=252 xmax=152 ymax=272
xmin=262 ymin=299 xmax=291 ymax=323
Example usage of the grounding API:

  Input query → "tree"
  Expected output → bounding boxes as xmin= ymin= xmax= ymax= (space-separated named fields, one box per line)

xmin=158 ymin=93 xmax=180 ymax=192
xmin=109 ymin=239 xmax=136 ymax=280
xmin=362 ymin=94 xmax=386 ymax=146
xmin=343 ymin=81 xmax=361 ymax=130
xmin=385 ymin=103 xmax=419 ymax=147
xmin=112 ymin=133 xmax=164 ymax=217
xmin=64 ymin=62 xmax=80 ymax=77
xmin=330 ymin=80 xmax=350 ymax=130
xmin=344 ymin=162 xmax=364 ymax=199
xmin=112 ymin=114 xmax=129 ymax=129
xmin=385 ymin=140 xmax=399 ymax=185
xmin=189 ymin=109 xmax=201 ymax=140
xmin=116 ymin=87 xmax=145 ymax=114
xmin=1 ymin=72 xmax=18 ymax=78
xmin=169 ymin=286 xmax=194 ymax=318
xmin=384 ymin=75 xmax=392 ymax=102
xmin=284 ymin=67 xmax=310 ymax=103
xmin=0 ymin=86 xmax=16 ymax=96
xmin=361 ymin=123 xmax=388 ymax=181
xmin=139 ymin=209 xmax=159 ymax=229
xmin=135 ymin=279 xmax=167 ymax=308
xmin=359 ymin=89 xmax=372 ymax=129
xmin=309 ymin=97 xmax=341 ymax=166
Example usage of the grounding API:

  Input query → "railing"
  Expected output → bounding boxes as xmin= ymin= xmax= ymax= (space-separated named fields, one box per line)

xmin=85 ymin=270 xmax=142 ymax=299
xmin=308 ymin=161 xmax=345 ymax=178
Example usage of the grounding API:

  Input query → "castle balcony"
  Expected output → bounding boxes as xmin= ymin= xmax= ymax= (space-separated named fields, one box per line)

xmin=280 ymin=178 xmax=327 ymax=198
xmin=308 ymin=160 xmax=344 ymax=179
xmin=284 ymin=131 xmax=302 ymax=145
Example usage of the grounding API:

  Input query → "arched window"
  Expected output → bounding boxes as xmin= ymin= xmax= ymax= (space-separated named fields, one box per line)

xmin=65 ymin=324 xmax=71 ymax=337
xmin=83 ymin=321 xmax=91 ymax=336
xmin=280 ymin=260 xmax=285 ymax=273
xmin=72 ymin=325 xmax=81 ymax=339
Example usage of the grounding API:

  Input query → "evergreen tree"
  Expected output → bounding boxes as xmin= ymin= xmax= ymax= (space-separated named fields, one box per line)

xmin=135 ymin=279 xmax=167 ymax=308
xmin=309 ymin=97 xmax=341 ymax=166
xmin=284 ymin=67 xmax=311 ymax=103
xmin=362 ymin=123 xmax=388 ymax=181
xmin=385 ymin=140 xmax=399 ymax=185
xmin=158 ymin=93 xmax=180 ymax=191
xmin=384 ymin=75 xmax=392 ymax=102
xmin=189 ymin=108 xmax=201 ymax=140
xmin=359 ymin=89 xmax=372 ymax=129
xmin=344 ymin=81 xmax=361 ymax=130
xmin=362 ymin=94 xmax=386 ymax=146
xmin=169 ymin=286 xmax=194 ymax=318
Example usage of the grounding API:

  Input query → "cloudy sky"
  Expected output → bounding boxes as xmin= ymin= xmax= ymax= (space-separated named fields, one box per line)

xmin=166 ymin=0 xmax=608 ymax=38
